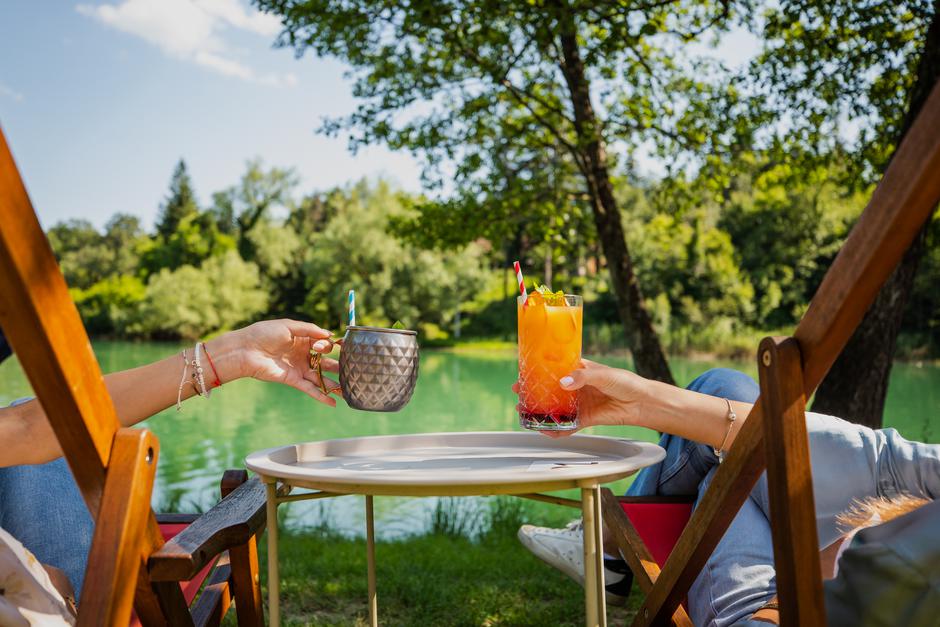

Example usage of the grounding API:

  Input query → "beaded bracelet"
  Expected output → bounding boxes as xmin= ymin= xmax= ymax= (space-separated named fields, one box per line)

xmin=713 ymin=398 xmax=737 ymax=463
xmin=176 ymin=349 xmax=189 ymax=411
xmin=193 ymin=342 xmax=210 ymax=398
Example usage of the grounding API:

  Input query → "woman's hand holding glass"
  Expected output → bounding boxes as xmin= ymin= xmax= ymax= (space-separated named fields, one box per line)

xmin=514 ymin=359 xmax=754 ymax=451
xmin=513 ymin=359 xmax=651 ymax=435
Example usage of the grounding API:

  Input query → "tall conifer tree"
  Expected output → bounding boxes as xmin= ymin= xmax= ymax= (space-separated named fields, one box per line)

xmin=156 ymin=159 xmax=199 ymax=238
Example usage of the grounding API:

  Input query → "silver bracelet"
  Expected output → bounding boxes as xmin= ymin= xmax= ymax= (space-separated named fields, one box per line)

xmin=193 ymin=342 xmax=210 ymax=399
xmin=713 ymin=398 xmax=737 ymax=463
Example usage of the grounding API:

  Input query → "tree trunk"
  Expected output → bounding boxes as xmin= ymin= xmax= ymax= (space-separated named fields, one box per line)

xmin=544 ymin=247 xmax=553 ymax=288
xmin=556 ymin=8 xmax=674 ymax=384
xmin=812 ymin=5 xmax=940 ymax=427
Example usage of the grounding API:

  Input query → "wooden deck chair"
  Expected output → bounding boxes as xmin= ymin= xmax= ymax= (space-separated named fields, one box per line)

xmin=0 ymin=125 xmax=271 ymax=627
xmin=599 ymin=81 xmax=940 ymax=626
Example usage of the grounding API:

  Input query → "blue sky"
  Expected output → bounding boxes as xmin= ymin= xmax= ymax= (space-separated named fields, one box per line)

xmin=0 ymin=0 xmax=423 ymax=229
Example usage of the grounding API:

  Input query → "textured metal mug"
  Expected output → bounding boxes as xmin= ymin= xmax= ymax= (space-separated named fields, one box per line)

xmin=339 ymin=326 xmax=419 ymax=412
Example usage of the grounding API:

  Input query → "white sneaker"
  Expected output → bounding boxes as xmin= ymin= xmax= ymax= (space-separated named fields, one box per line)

xmin=517 ymin=520 xmax=632 ymax=606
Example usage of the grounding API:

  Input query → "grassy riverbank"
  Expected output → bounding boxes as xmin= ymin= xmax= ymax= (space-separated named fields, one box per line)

xmin=253 ymin=530 xmax=641 ymax=626
xmin=219 ymin=497 xmax=643 ymax=625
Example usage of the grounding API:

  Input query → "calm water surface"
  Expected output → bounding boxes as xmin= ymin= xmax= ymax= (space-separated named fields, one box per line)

xmin=1 ymin=342 xmax=937 ymax=537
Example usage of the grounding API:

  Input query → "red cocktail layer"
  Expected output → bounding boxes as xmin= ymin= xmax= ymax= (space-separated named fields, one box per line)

xmin=518 ymin=411 xmax=578 ymax=427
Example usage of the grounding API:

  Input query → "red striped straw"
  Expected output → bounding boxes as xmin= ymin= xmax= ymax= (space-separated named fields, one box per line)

xmin=513 ymin=260 xmax=528 ymax=307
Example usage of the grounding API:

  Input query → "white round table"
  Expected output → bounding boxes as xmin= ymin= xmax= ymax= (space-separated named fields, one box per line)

xmin=247 ymin=431 xmax=664 ymax=627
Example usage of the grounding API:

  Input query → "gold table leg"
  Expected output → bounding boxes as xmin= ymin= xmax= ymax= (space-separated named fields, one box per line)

xmin=592 ymin=485 xmax=607 ymax=626
xmin=366 ymin=494 xmax=378 ymax=627
xmin=266 ymin=481 xmax=281 ymax=627
xmin=582 ymin=487 xmax=599 ymax=627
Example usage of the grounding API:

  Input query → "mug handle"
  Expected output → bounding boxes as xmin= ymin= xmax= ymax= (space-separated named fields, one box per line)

xmin=309 ymin=338 xmax=343 ymax=396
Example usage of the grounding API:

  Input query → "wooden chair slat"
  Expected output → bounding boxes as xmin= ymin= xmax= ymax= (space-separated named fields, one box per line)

xmin=601 ymin=490 xmax=694 ymax=626
xmin=632 ymin=401 xmax=768 ymax=626
xmin=758 ymin=338 xmax=825 ymax=625
xmin=228 ymin=534 xmax=264 ymax=627
xmin=131 ymin=563 xmax=171 ymax=627
xmin=190 ymin=556 xmax=233 ymax=627
xmin=77 ymin=429 xmax=159 ymax=627
xmin=601 ymin=489 xmax=659 ymax=593
xmin=0 ymin=126 xmax=120 ymax=514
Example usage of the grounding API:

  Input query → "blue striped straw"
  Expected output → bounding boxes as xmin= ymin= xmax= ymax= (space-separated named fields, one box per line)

xmin=348 ymin=290 xmax=356 ymax=327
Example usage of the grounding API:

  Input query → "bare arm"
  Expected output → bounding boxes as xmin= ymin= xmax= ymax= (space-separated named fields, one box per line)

xmin=515 ymin=360 xmax=752 ymax=451
xmin=0 ymin=319 xmax=340 ymax=467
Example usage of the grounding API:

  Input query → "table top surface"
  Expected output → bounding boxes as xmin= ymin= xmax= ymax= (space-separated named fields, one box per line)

xmin=246 ymin=431 xmax=664 ymax=496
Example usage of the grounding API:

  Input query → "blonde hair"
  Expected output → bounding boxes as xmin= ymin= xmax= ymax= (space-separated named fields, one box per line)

xmin=836 ymin=494 xmax=930 ymax=533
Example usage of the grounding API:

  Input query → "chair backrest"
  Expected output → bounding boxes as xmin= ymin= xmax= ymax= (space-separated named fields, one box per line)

xmin=628 ymin=81 xmax=940 ymax=627
xmin=0 ymin=126 xmax=190 ymax=625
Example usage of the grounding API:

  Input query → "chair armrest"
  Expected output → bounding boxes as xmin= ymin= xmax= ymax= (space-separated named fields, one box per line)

xmin=148 ymin=475 xmax=270 ymax=581
xmin=155 ymin=513 xmax=201 ymax=525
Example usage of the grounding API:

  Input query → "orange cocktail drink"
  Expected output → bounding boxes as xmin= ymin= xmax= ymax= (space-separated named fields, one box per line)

xmin=517 ymin=292 xmax=583 ymax=430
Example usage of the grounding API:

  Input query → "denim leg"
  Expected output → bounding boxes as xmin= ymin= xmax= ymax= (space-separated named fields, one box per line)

xmin=688 ymin=467 xmax=777 ymax=627
xmin=683 ymin=411 xmax=940 ymax=626
xmin=746 ymin=413 xmax=940 ymax=548
xmin=0 ymin=458 xmax=93 ymax=600
xmin=628 ymin=369 xmax=760 ymax=497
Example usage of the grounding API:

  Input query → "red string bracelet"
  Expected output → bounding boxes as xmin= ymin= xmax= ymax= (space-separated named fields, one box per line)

xmin=202 ymin=343 xmax=223 ymax=388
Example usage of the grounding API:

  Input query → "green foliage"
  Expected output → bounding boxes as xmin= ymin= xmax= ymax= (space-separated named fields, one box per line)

xmin=155 ymin=160 xmax=199 ymax=238
xmin=138 ymin=251 xmax=268 ymax=339
xmin=301 ymin=181 xmax=489 ymax=334
xmin=901 ymin=213 xmax=940 ymax=359
xmin=717 ymin=162 xmax=866 ymax=325
xmin=70 ymin=275 xmax=146 ymax=336
xmin=48 ymin=218 xmax=134 ymax=290
xmin=256 ymin=0 xmax=751 ymax=376
xmin=245 ymin=217 xmax=303 ymax=278
xmin=628 ymin=209 xmax=755 ymax=330
xmin=752 ymin=0 xmax=936 ymax=184
xmin=48 ymin=143 xmax=938 ymax=357
xmin=428 ymin=497 xmax=484 ymax=540
xmin=258 ymin=0 xmax=738 ymax=188
xmin=138 ymin=212 xmax=236 ymax=277
xmin=211 ymin=158 xmax=300 ymax=259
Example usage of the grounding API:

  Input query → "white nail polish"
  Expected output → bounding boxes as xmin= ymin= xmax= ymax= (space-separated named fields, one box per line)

xmin=560 ymin=376 xmax=575 ymax=387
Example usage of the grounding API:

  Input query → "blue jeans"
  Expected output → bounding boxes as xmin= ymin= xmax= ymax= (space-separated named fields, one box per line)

xmin=0 ymin=457 xmax=93 ymax=600
xmin=1 ymin=395 xmax=92 ymax=599
xmin=627 ymin=368 xmax=940 ymax=627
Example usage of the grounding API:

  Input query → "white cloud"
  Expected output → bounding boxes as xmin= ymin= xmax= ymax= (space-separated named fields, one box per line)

xmin=0 ymin=82 xmax=24 ymax=102
xmin=197 ymin=0 xmax=280 ymax=36
xmin=76 ymin=0 xmax=294 ymax=87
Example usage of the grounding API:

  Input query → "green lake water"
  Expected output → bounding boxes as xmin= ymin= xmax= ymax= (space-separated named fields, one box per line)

xmin=1 ymin=342 xmax=937 ymax=538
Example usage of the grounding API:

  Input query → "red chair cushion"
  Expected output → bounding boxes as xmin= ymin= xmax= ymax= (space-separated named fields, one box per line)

xmin=620 ymin=501 xmax=694 ymax=567
xmin=126 ymin=522 xmax=218 ymax=626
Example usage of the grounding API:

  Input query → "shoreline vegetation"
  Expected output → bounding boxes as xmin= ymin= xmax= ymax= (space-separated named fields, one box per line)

xmin=52 ymin=171 xmax=939 ymax=367
xmin=90 ymin=334 xmax=940 ymax=367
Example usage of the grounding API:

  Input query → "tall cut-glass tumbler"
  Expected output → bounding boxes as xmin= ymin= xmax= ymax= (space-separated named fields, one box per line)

xmin=517 ymin=294 xmax=582 ymax=431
